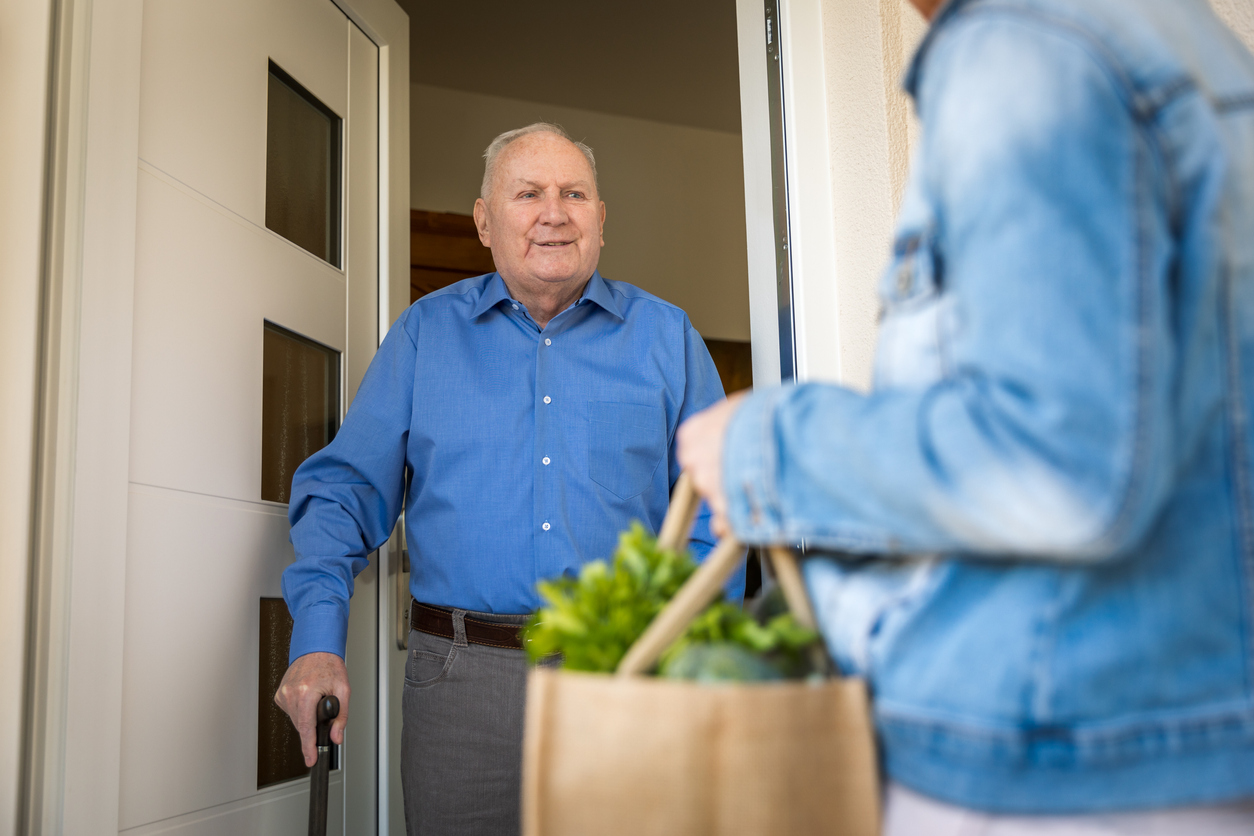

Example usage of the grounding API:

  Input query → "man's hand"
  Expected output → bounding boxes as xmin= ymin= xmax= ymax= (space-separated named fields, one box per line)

xmin=676 ymin=392 xmax=748 ymax=539
xmin=275 ymin=651 xmax=350 ymax=767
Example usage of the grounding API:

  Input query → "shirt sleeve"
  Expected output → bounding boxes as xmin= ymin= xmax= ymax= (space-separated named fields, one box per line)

xmin=282 ymin=310 xmax=418 ymax=661
xmin=673 ymin=320 xmax=747 ymax=600
xmin=722 ymin=17 xmax=1174 ymax=561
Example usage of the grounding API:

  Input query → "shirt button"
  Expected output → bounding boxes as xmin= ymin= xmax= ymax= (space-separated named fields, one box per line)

xmin=542 ymin=522 xmax=551 ymax=531
xmin=543 ymin=396 xmax=551 ymax=404
xmin=542 ymin=456 xmax=551 ymax=465
xmin=545 ymin=338 xmax=552 ymax=346
xmin=512 ymin=303 xmax=519 ymax=310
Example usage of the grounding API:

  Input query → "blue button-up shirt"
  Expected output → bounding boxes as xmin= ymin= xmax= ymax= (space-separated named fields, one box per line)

xmin=283 ymin=271 xmax=734 ymax=661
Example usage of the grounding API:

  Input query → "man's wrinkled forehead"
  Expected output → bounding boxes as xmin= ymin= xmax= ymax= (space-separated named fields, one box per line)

xmin=492 ymin=135 xmax=597 ymax=196
xmin=498 ymin=174 xmax=596 ymax=195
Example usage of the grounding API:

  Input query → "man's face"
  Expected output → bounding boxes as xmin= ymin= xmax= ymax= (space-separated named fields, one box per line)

xmin=474 ymin=132 xmax=606 ymax=292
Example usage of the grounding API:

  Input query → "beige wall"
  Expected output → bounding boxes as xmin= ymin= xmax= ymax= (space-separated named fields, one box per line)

xmin=1212 ymin=0 xmax=1254 ymax=52
xmin=410 ymin=83 xmax=752 ymax=341
xmin=816 ymin=0 xmax=1254 ymax=391
xmin=814 ymin=0 xmax=926 ymax=390
xmin=0 ymin=0 xmax=55 ymax=829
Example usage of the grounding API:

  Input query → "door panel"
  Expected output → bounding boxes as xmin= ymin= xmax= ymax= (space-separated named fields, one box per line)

xmin=137 ymin=0 xmax=348 ymax=226
xmin=122 ymin=1 xmax=380 ymax=832
xmin=120 ymin=775 xmax=342 ymax=836
xmin=129 ymin=168 xmax=346 ymax=502
xmin=118 ymin=487 xmax=297 ymax=829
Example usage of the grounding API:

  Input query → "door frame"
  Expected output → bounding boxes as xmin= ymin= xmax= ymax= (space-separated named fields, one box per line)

xmin=19 ymin=0 xmax=408 ymax=833
xmin=736 ymin=0 xmax=910 ymax=392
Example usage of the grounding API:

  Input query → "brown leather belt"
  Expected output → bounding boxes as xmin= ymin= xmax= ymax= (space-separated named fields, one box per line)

xmin=410 ymin=601 xmax=524 ymax=650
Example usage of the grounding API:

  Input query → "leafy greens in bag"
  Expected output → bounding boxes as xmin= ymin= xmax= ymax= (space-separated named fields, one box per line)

xmin=522 ymin=523 xmax=820 ymax=680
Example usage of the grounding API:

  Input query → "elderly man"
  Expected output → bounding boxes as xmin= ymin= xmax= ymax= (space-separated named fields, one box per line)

xmin=681 ymin=0 xmax=1254 ymax=832
xmin=276 ymin=122 xmax=732 ymax=835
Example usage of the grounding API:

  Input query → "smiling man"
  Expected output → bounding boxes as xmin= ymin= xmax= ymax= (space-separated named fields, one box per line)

xmin=274 ymin=123 xmax=730 ymax=835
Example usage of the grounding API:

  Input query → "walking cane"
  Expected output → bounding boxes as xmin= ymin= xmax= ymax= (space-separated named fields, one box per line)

xmin=308 ymin=695 xmax=340 ymax=836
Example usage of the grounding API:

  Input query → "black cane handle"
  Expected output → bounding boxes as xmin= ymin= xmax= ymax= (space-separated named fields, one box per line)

xmin=315 ymin=695 xmax=339 ymax=747
xmin=308 ymin=695 xmax=340 ymax=836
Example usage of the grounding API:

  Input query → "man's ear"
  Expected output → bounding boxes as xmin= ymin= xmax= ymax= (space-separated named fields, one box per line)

xmin=598 ymin=201 xmax=606 ymax=246
xmin=473 ymin=198 xmax=491 ymax=247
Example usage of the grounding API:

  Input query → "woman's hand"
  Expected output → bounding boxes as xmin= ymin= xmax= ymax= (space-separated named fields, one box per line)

xmin=677 ymin=392 xmax=747 ymax=538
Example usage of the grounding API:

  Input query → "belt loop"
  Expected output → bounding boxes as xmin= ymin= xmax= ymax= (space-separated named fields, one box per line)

xmin=451 ymin=609 xmax=468 ymax=648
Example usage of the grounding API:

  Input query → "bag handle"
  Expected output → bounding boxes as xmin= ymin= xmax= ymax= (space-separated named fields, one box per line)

xmin=615 ymin=474 xmax=817 ymax=676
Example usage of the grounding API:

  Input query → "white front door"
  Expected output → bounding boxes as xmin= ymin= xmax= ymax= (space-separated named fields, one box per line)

xmin=119 ymin=1 xmax=380 ymax=832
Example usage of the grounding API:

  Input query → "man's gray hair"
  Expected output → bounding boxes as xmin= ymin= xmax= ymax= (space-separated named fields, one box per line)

xmin=480 ymin=122 xmax=598 ymax=200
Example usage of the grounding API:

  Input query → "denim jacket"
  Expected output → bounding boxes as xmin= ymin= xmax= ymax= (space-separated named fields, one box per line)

xmin=723 ymin=0 xmax=1254 ymax=813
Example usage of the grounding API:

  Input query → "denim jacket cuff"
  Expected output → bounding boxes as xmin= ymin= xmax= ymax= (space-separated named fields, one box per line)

xmin=288 ymin=602 xmax=349 ymax=664
xmin=723 ymin=386 xmax=791 ymax=543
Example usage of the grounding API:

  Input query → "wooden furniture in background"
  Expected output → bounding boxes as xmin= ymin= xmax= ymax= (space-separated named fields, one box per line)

xmin=410 ymin=209 xmax=496 ymax=302
xmin=704 ymin=339 xmax=752 ymax=394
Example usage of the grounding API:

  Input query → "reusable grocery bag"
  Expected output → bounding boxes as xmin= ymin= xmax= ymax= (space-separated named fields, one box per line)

xmin=521 ymin=476 xmax=880 ymax=836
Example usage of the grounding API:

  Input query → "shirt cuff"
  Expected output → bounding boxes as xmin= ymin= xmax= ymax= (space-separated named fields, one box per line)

xmin=723 ymin=385 xmax=792 ymax=543
xmin=288 ymin=602 xmax=350 ymax=664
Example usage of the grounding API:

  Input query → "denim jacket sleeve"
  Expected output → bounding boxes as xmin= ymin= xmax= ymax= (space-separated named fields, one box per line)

xmin=723 ymin=13 xmax=1176 ymax=560
xmin=282 ymin=309 xmax=416 ymax=661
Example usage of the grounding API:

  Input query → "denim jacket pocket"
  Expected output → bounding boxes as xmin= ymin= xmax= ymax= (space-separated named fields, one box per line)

xmin=588 ymin=401 xmax=667 ymax=500
xmin=875 ymin=231 xmax=950 ymax=388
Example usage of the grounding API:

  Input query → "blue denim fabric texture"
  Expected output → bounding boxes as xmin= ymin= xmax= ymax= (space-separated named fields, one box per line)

xmin=723 ymin=0 xmax=1254 ymax=814
xmin=283 ymin=271 xmax=733 ymax=663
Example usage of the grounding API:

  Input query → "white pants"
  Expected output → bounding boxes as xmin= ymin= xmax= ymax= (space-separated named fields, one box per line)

xmin=883 ymin=783 xmax=1254 ymax=836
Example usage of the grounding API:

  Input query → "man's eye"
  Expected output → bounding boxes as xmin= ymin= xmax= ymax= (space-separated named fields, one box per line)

xmin=520 ymin=192 xmax=538 ymax=199
xmin=566 ymin=192 xmax=585 ymax=200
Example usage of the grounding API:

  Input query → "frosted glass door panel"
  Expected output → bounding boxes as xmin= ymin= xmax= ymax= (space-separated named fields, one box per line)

xmin=266 ymin=64 xmax=342 ymax=265
xmin=260 ymin=322 xmax=339 ymax=504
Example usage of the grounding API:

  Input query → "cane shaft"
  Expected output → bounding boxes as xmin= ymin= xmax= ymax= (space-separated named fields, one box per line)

xmin=308 ymin=695 xmax=339 ymax=836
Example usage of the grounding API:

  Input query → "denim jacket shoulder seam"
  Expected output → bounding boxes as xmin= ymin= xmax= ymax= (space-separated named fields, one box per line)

xmin=939 ymin=2 xmax=1196 ymax=125
xmin=1092 ymin=141 xmax=1156 ymax=556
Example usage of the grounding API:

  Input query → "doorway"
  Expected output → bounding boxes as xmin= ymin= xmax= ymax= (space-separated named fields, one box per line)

xmin=390 ymin=1 xmax=754 ymax=830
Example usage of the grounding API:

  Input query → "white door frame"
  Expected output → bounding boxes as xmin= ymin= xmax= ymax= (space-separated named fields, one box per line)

xmin=737 ymin=0 xmax=841 ymax=388
xmin=736 ymin=0 xmax=905 ymax=392
xmin=19 ymin=0 xmax=407 ymax=833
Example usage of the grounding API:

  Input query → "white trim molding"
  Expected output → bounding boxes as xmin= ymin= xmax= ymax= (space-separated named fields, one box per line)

xmin=0 ymin=0 xmax=57 ymax=828
xmin=736 ymin=0 xmax=784 ymax=389
xmin=22 ymin=0 xmax=145 ymax=833
xmin=778 ymin=0 xmax=843 ymax=384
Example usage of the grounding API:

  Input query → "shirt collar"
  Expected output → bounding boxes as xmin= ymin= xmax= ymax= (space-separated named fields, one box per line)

xmin=903 ymin=0 xmax=966 ymax=101
xmin=579 ymin=271 xmax=624 ymax=321
xmin=468 ymin=271 xmax=623 ymax=321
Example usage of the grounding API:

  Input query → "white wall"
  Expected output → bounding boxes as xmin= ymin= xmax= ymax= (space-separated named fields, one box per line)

xmin=411 ymin=83 xmax=752 ymax=341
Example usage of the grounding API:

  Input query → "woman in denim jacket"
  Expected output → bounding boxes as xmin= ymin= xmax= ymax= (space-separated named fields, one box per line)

xmin=680 ymin=0 xmax=1254 ymax=830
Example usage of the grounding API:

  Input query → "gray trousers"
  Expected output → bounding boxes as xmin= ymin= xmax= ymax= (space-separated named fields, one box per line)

xmin=401 ymin=609 xmax=531 ymax=836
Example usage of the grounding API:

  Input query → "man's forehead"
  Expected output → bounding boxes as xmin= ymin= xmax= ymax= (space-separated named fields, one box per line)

xmin=503 ymin=175 xmax=594 ymax=190
xmin=499 ymin=135 xmax=591 ymax=173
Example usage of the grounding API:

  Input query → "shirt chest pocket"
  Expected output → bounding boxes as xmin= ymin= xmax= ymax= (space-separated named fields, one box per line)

xmin=587 ymin=401 xmax=667 ymax=500
xmin=874 ymin=231 xmax=951 ymax=388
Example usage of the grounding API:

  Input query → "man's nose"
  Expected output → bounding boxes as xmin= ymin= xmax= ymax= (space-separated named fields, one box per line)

xmin=538 ymin=193 xmax=568 ymax=224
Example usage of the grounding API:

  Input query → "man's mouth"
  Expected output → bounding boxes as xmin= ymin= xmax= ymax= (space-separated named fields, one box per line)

xmin=535 ymin=241 xmax=573 ymax=247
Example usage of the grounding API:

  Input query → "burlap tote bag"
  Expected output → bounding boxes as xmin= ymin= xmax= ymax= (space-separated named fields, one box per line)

xmin=521 ymin=475 xmax=880 ymax=836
